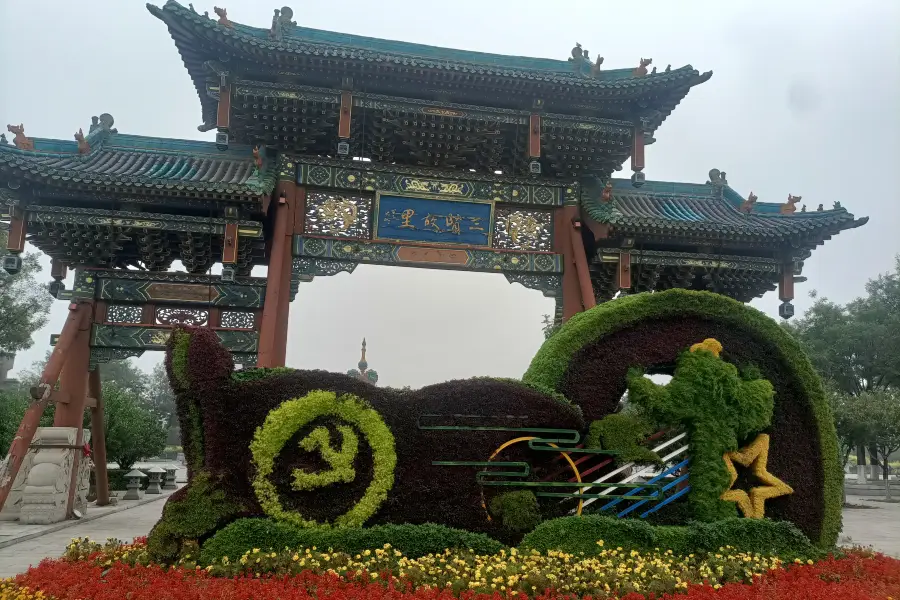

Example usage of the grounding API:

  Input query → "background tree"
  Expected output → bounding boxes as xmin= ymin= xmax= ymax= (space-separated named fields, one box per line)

xmin=17 ymin=353 xmax=148 ymax=397
xmin=102 ymin=383 xmax=167 ymax=471
xmin=0 ymin=390 xmax=29 ymax=451
xmin=785 ymin=256 xmax=900 ymax=472
xmin=854 ymin=391 xmax=900 ymax=498
xmin=541 ymin=314 xmax=560 ymax=340
xmin=145 ymin=362 xmax=179 ymax=444
xmin=0 ymin=232 xmax=53 ymax=354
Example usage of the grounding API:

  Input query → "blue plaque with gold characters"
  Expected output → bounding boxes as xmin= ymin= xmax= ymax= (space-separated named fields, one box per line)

xmin=375 ymin=194 xmax=493 ymax=247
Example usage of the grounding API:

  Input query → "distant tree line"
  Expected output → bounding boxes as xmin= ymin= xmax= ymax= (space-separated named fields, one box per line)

xmin=785 ymin=256 xmax=900 ymax=495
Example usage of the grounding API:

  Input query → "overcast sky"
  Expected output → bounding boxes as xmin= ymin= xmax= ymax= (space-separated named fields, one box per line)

xmin=2 ymin=0 xmax=898 ymax=388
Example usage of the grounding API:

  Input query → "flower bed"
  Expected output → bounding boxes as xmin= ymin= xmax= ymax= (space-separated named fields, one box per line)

xmin=2 ymin=539 xmax=900 ymax=600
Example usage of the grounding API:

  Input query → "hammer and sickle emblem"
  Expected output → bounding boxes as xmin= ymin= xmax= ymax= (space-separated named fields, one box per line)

xmin=292 ymin=425 xmax=359 ymax=491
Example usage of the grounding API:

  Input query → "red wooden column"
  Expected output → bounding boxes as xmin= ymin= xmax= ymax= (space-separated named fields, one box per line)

xmin=258 ymin=178 xmax=297 ymax=368
xmin=554 ymin=206 xmax=589 ymax=321
xmin=273 ymin=186 xmax=306 ymax=365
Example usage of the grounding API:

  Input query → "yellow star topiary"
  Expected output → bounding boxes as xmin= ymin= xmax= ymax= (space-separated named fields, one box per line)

xmin=721 ymin=433 xmax=793 ymax=519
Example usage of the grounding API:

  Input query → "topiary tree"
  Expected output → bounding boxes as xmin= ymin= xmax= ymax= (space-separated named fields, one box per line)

xmin=626 ymin=338 xmax=776 ymax=522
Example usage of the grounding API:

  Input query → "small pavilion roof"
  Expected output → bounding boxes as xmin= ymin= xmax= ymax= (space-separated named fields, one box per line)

xmin=584 ymin=178 xmax=868 ymax=248
xmin=0 ymin=119 xmax=274 ymax=199
xmin=147 ymin=1 xmax=712 ymax=129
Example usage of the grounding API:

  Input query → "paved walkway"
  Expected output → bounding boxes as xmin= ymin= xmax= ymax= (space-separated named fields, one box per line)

xmin=2 ymin=496 xmax=899 ymax=578
xmin=0 ymin=493 xmax=170 ymax=578
xmin=840 ymin=498 xmax=900 ymax=558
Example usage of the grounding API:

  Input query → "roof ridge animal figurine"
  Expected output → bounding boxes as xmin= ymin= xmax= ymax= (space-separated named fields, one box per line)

xmin=739 ymin=192 xmax=758 ymax=214
xmin=633 ymin=58 xmax=652 ymax=77
xmin=214 ymin=6 xmax=233 ymax=28
xmin=780 ymin=194 xmax=801 ymax=215
xmin=6 ymin=124 xmax=34 ymax=151
xmin=74 ymin=129 xmax=90 ymax=155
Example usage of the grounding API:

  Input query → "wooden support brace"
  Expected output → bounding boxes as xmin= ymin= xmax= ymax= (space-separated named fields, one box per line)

xmin=617 ymin=252 xmax=632 ymax=289
xmin=0 ymin=302 xmax=92 ymax=514
xmin=88 ymin=369 xmax=109 ymax=507
xmin=529 ymin=114 xmax=541 ymax=158
xmin=630 ymin=126 xmax=645 ymax=173
xmin=222 ymin=222 xmax=239 ymax=264
xmin=50 ymin=258 xmax=68 ymax=280
xmin=339 ymin=91 xmax=352 ymax=139
xmin=6 ymin=207 xmax=26 ymax=252
xmin=570 ymin=220 xmax=597 ymax=311
xmin=217 ymin=84 xmax=232 ymax=130
xmin=779 ymin=266 xmax=795 ymax=301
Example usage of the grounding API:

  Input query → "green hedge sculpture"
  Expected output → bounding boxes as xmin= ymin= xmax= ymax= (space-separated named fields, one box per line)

xmin=523 ymin=289 xmax=842 ymax=548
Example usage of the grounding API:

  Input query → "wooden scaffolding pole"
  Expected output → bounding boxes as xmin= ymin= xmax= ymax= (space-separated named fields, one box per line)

xmin=0 ymin=302 xmax=92 ymax=513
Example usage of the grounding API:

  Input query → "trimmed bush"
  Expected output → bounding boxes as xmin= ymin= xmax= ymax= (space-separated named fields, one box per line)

xmin=489 ymin=491 xmax=542 ymax=533
xmin=199 ymin=518 xmax=506 ymax=565
xmin=520 ymin=515 xmax=817 ymax=560
xmin=523 ymin=290 xmax=842 ymax=548
xmin=585 ymin=413 xmax=661 ymax=465
xmin=147 ymin=471 xmax=245 ymax=563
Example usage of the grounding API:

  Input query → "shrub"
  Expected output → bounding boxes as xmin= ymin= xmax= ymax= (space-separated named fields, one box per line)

xmin=489 ymin=491 xmax=542 ymax=532
xmin=146 ymin=471 xmax=244 ymax=563
xmin=520 ymin=515 xmax=818 ymax=560
xmin=199 ymin=518 xmax=506 ymax=564
xmin=585 ymin=412 xmax=661 ymax=465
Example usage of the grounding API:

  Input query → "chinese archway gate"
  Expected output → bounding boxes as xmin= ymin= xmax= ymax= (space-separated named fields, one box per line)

xmin=0 ymin=1 xmax=866 ymax=520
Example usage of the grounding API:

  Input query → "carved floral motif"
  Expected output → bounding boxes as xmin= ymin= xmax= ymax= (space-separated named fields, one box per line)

xmin=156 ymin=307 xmax=209 ymax=327
xmin=305 ymin=191 xmax=372 ymax=239
xmin=221 ymin=311 xmax=255 ymax=329
xmin=493 ymin=208 xmax=553 ymax=251
xmin=107 ymin=305 xmax=142 ymax=324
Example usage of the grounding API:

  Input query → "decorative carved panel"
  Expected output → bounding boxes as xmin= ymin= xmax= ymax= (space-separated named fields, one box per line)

xmin=305 ymin=191 xmax=372 ymax=239
xmin=107 ymin=305 xmax=142 ymax=324
xmin=493 ymin=208 xmax=553 ymax=251
xmin=221 ymin=311 xmax=255 ymax=330
xmin=155 ymin=307 xmax=209 ymax=327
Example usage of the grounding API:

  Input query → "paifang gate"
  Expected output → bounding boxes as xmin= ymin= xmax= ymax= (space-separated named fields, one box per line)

xmin=0 ymin=1 xmax=866 ymax=519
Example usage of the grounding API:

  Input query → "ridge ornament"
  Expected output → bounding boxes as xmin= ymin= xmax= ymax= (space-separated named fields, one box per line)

xmin=721 ymin=433 xmax=794 ymax=519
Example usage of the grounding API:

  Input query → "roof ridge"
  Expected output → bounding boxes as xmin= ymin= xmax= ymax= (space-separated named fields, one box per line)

xmin=150 ymin=1 xmax=710 ymax=87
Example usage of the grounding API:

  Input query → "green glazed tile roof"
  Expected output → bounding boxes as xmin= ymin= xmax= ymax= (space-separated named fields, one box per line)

xmin=147 ymin=1 xmax=712 ymax=128
xmin=0 ymin=129 xmax=275 ymax=197
xmin=584 ymin=178 xmax=868 ymax=242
